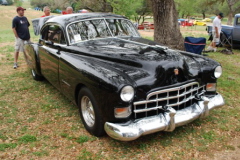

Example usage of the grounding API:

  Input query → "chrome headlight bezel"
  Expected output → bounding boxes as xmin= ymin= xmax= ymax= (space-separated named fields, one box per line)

xmin=214 ymin=66 xmax=222 ymax=78
xmin=120 ymin=85 xmax=134 ymax=102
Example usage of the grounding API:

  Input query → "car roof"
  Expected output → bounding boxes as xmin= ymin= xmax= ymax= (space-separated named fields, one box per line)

xmin=46 ymin=13 xmax=127 ymax=27
xmin=32 ymin=13 xmax=128 ymax=36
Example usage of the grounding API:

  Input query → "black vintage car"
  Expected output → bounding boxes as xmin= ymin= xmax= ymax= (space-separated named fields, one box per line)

xmin=25 ymin=13 xmax=224 ymax=141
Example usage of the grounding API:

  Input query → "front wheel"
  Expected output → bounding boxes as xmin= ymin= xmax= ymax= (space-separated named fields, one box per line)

xmin=31 ymin=69 xmax=44 ymax=81
xmin=78 ymin=87 xmax=105 ymax=137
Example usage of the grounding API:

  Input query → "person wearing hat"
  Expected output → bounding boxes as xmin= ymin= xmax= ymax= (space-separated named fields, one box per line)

xmin=12 ymin=7 xmax=31 ymax=69
xmin=206 ymin=13 xmax=224 ymax=52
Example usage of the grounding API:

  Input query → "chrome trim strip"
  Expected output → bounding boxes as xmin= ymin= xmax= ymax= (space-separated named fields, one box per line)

xmin=146 ymin=82 xmax=199 ymax=100
xmin=104 ymin=93 xmax=224 ymax=141
xmin=134 ymin=106 xmax=163 ymax=113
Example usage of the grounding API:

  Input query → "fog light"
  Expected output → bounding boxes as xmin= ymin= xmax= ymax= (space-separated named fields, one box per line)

xmin=115 ymin=106 xmax=131 ymax=118
xmin=206 ymin=83 xmax=216 ymax=91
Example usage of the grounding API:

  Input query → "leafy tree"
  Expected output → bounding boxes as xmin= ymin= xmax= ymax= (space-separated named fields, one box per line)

xmin=198 ymin=0 xmax=240 ymax=25
xmin=135 ymin=0 xmax=152 ymax=23
xmin=225 ymin=0 xmax=240 ymax=25
xmin=74 ymin=0 xmax=112 ymax=12
xmin=6 ymin=0 xmax=13 ymax=5
xmin=175 ymin=0 xmax=195 ymax=18
xmin=193 ymin=0 xmax=213 ymax=19
xmin=106 ymin=0 xmax=143 ymax=19
xmin=31 ymin=0 xmax=76 ymax=11
xmin=150 ymin=0 xmax=184 ymax=50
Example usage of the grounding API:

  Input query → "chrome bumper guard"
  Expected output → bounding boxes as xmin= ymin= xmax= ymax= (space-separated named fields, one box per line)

xmin=104 ymin=93 xmax=224 ymax=141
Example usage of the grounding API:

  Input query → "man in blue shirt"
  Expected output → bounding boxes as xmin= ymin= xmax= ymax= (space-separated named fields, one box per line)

xmin=12 ymin=7 xmax=30 ymax=69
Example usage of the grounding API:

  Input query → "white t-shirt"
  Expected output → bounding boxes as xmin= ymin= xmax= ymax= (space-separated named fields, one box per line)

xmin=212 ymin=16 xmax=221 ymax=35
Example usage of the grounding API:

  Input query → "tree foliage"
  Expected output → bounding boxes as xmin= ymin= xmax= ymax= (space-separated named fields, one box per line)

xmin=30 ymin=0 xmax=75 ymax=10
xmin=175 ymin=0 xmax=195 ymax=18
xmin=106 ymin=0 xmax=143 ymax=19
xmin=74 ymin=0 xmax=112 ymax=12
xmin=135 ymin=0 xmax=152 ymax=23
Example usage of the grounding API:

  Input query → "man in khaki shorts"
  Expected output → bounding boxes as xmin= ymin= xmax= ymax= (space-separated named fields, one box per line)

xmin=206 ymin=13 xmax=224 ymax=52
xmin=12 ymin=7 xmax=31 ymax=69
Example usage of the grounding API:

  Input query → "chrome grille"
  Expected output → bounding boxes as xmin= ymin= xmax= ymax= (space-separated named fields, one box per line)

xmin=133 ymin=82 xmax=205 ymax=119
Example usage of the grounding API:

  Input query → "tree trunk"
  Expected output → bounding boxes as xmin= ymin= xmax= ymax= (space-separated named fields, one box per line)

xmin=202 ymin=12 xmax=206 ymax=19
xmin=227 ymin=12 xmax=233 ymax=25
xmin=150 ymin=0 xmax=184 ymax=50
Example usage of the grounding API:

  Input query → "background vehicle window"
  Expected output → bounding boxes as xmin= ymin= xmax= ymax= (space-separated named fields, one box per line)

xmin=236 ymin=18 xmax=240 ymax=26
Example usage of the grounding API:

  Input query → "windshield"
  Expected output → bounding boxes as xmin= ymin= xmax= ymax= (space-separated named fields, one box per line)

xmin=67 ymin=18 xmax=139 ymax=44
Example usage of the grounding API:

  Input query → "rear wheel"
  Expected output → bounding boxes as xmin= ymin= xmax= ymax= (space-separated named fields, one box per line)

xmin=78 ymin=87 xmax=105 ymax=137
xmin=31 ymin=69 xmax=44 ymax=81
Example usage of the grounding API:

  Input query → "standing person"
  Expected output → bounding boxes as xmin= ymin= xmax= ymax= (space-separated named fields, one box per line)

xmin=12 ymin=7 xmax=31 ymax=69
xmin=66 ymin=6 xmax=73 ymax=14
xmin=41 ymin=6 xmax=51 ymax=17
xmin=206 ymin=13 xmax=224 ymax=52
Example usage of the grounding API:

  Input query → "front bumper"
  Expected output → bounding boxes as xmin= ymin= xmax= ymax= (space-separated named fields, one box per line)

xmin=104 ymin=93 xmax=224 ymax=141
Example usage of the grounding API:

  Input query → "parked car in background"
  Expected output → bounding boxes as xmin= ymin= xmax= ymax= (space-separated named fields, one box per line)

xmin=25 ymin=13 xmax=224 ymax=141
xmin=138 ymin=21 xmax=154 ymax=30
xmin=178 ymin=19 xmax=194 ymax=26
xmin=207 ymin=13 xmax=240 ymax=49
xmin=193 ymin=20 xmax=207 ymax=26
xmin=1 ymin=0 xmax=8 ymax=5
xmin=202 ymin=18 xmax=212 ymax=22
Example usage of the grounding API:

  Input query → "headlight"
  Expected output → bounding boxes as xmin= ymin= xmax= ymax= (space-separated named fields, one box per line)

xmin=214 ymin=66 xmax=222 ymax=78
xmin=120 ymin=86 xmax=134 ymax=102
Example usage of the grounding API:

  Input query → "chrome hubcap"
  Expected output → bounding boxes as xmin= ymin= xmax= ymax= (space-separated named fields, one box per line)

xmin=81 ymin=96 xmax=95 ymax=127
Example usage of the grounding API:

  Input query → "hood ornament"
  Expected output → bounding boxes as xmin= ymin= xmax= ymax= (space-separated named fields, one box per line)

xmin=174 ymin=68 xmax=179 ymax=75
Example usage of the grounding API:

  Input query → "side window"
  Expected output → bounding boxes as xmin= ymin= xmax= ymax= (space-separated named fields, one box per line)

xmin=48 ymin=25 xmax=66 ymax=44
xmin=236 ymin=17 xmax=240 ymax=26
xmin=41 ymin=25 xmax=66 ymax=44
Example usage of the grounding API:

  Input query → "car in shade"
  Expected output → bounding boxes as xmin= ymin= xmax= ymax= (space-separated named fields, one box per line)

xmin=24 ymin=13 xmax=224 ymax=141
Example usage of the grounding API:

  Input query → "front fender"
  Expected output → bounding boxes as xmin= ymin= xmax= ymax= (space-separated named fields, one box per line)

xmin=24 ymin=43 xmax=42 ymax=76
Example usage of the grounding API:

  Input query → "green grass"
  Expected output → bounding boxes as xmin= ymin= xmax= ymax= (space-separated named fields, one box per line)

xmin=18 ymin=135 xmax=37 ymax=143
xmin=0 ymin=2 xmax=240 ymax=160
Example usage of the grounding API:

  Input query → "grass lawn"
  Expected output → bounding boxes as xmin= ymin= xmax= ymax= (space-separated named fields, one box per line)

xmin=0 ymin=2 xmax=240 ymax=160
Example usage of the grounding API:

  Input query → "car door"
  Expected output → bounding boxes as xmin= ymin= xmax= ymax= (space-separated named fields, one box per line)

xmin=39 ymin=24 xmax=66 ymax=90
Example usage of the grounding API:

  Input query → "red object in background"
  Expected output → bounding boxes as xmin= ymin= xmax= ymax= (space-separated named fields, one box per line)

xmin=180 ymin=20 xmax=193 ymax=26
xmin=62 ymin=11 xmax=67 ymax=15
xmin=138 ymin=22 xmax=154 ymax=30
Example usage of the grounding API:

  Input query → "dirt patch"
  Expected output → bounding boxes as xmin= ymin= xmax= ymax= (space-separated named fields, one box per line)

xmin=138 ymin=29 xmax=154 ymax=37
xmin=138 ymin=27 xmax=207 ymax=38
xmin=212 ymin=137 xmax=240 ymax=160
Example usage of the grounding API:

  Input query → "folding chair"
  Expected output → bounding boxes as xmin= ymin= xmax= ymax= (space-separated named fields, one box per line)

xmin=184 ymin=37 xmax=206 ymax=55
xmin=218 ymin=29 xmax=233 ymax=49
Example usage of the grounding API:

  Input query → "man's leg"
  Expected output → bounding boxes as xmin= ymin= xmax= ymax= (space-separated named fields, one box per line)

xmin=206 ymin=41 xmax=214 ymax=51
xmin=13 ymin=51 xmax=19 ymax=69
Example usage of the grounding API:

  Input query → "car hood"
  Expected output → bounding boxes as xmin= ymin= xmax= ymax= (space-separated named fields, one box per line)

xmin=63 ymin=37 xmax=219 ymax=93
